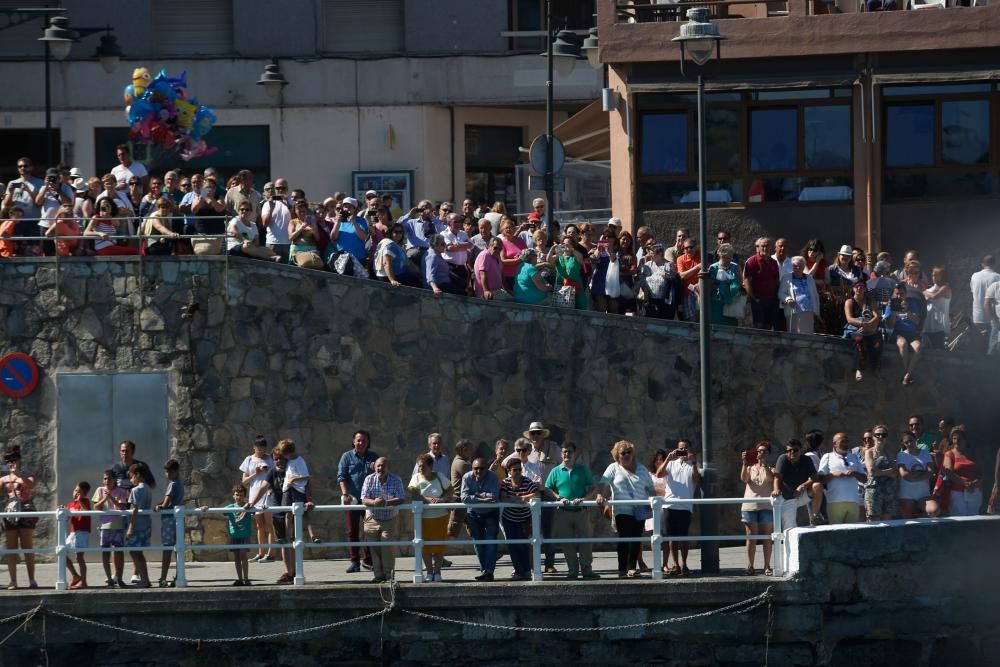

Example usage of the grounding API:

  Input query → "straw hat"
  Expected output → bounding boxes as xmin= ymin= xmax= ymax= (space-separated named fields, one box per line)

xmin=523 ymin=421 xmax=551 ymax=439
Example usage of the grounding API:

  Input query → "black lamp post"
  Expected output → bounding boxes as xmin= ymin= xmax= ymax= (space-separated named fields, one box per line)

xmin=672 ymin=7 xmax=724 ymax=575
xmin=540 ymin=2 xmax=581 ymax=243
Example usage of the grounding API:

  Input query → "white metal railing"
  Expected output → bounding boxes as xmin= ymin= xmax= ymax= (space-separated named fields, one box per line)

xmin=0 ymin=496 xmax=783 ymax=589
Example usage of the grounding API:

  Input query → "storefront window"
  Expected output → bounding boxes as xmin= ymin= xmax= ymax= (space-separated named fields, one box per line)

xmin=805 ymin=106 xmax=851 ymax=169
xmin=886 ymin=104 xmax=934 ymax=167
xmin=639 ymin=113 xmax=688 ymax=175
xmin=941 ymin=100 xmax=989 ymax=165
xmin=750 ymin=108 xmax=797 ymax=172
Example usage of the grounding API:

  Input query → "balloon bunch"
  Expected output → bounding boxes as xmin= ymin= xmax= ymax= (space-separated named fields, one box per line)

xmin=124 ymin=67 xmax=218 ymax=161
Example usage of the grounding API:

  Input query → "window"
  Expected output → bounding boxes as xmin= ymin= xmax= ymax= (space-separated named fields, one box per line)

xmin=636 ymin=89 xmax=854 ymax=208
xmin=883 ymin=86 xmax=994 ymax=200
xmin=320 ymin=0 xmax=404 ymax=53
xmin=152 ymin=0 xmax=233 ymax=56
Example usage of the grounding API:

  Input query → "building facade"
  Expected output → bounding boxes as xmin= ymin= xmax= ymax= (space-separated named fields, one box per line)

xmin=598 ymin=0 xmax=1000 ymax=291
xmin=0 ymin=0 xmax=603 ymax=210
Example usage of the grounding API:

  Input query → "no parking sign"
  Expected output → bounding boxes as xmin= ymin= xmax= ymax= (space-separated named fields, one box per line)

xmin=0 ymin=353 xmax=40 ymax=398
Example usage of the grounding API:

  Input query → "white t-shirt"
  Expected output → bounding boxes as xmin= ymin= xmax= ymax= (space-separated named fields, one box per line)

xmin=599 ymin=462 xmax=655 ymax=518
xmin=985 ymin=280 xmax=1000 ymax=321
xmin=283 ymin=456 xmax=309 ymax=493
xmin=239 ymin=454 xmax=274 ymax=508
xmin=112 ymin=162 xmax=148 ymax=187
xmin=373 ymin=238 xmax=399 ymax=278
xmin=441 ymin=227 xmax=471 ymax=265
xmin=818 ymin=452 xmax=865 ymax=504
xmin=970 ymin=268 xmax=1000 ymax=324
xmin=227 ymin=216 xmax=258 ymax=251
xmin=773 ymin=254 xmax=793 ymax=278
xmin=38 ymin=182 xmax=76 ymax=228
xmin=663 ymin=459 xmax=697 ymax=512
xmin=897 ymin=450 xmax=932 ymax=501
xmin=263 ymin=200 xmax=291 ymax=245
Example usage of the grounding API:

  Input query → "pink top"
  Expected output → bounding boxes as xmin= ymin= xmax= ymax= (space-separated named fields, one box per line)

xmin=474 ymin=250 xmax=503 ymax=297
xmin=500 ymin=235 xmax=527 ymax=278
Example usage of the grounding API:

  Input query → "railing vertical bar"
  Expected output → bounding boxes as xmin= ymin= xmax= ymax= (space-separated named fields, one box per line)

xmin=530 ymin=499 xmax=543 ymax=582
xmin=174 ymin=506 xmax=187 ymax=587
xmin=292 ymin=502 xmax=305 ymax=585
xmin=412 ymin=501 xmax=424 ymax=584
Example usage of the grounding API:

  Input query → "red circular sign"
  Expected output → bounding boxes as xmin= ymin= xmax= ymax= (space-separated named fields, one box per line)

xmin=0 ymin=353 xmax=40 ymax=398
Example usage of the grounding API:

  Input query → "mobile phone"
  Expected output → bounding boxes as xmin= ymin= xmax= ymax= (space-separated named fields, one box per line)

xmin=890 ymin=298 xmax=902 ymax=312
xmin=744 ymin=449 xmax=758 ymax=465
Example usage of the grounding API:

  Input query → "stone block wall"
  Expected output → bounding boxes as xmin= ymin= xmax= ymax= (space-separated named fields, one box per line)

xmin=0 ymin=257 xmax=997 ymax=546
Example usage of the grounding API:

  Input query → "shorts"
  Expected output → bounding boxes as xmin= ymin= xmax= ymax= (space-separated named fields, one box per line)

xmin=272 ymin=515 xmax=287 ymax=543
xmin=161 ymin=516 xmax=177 ymax=547
xmin=741 ymin=509 xmax=774 ymax=525
xmin=100 ymin=529 xmax=125 ymax=548
xmin=895 ymin=330 xmax=919 ymax=344
xmin=864 ymin=485 xmax=897 ymax=518
xmin=230 ymin=536 xmax=250 ymax=554
xmin=66 ymin=531 xmax=90 ymax=550
xmin=827 ymin=501 xmax=858 ymax=525
xmin=285 ymin=487 xmax=308 ymax=504
xmin=125 ymin=527 xmax=151 ymax=548
xmin=665 ymin=509 xmax=692 ymax=537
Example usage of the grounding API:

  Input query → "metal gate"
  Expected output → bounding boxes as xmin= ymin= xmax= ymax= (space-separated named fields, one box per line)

xmin=55 ymin=373 xmax=169 ymax=510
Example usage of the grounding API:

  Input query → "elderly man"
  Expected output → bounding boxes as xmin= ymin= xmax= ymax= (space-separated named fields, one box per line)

xmin=337 ymin=430 xmax=379 ymax=574
xmin=471 ymin=217 xmax=493 ymax=253
xmin=545 ymin=441 xmax=600 ymax=580
xmin=817 ymin=433 xmax=866 ymax=525
xmin=779 ymin=256 xmax=821 ymax=334
xmin=743 ymin=237 xmax=783 ymax=331
xmin=360 ymin=457 xmax=405 ymax=583
xmin=474 ymin=237 xmax=507 ymax=300
xmin=441 ymin=212 xmax=473 ymax=291
xmin=502 ymin=438 xmax=544 ymax=485
xmin=425 ymin=233 xmax=464 ymax=296
xmin=261 ymin=177 xmax=292 ymax=263
xmin=772 ymin=237 xmax=792 ymax=278
xmin=502 ymin=422 xmax=557 ymax=572
xmin=635 ymin=226 xmax=656 ymax=263
xmin=412 ymin=433 xmax=451 ymax=478
xmin=461 ymin=456 xmax=501 ymax=582
xmin=400 ymin=199 xmax=444 ymax=265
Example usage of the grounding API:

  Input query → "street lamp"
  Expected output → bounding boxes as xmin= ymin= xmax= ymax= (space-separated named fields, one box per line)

xmin=539 ymin=3 xmax=582 ymax=244
xmin=672 ymin=7 xmax=724 ymax=575
xmin=256 ymin=59 xmax=289 ymax=100
xmin=582 ymin=27 xmax=600 ymax=70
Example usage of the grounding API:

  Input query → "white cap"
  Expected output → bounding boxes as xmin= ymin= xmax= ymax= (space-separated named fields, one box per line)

xmin=364 ymin=189 xmax=378 ymax=197
xmin=341 ymin=196 xmax=359 ymax=208
xmin=607 ymin=217 xmax=622 ymax=228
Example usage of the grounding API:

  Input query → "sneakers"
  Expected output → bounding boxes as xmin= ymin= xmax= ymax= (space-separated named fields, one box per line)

xmin=345 ymin=563 xmax=361 ymax=574
xmin=361 ymin=561 xmax=373 ymax=571
xmin=510 ymin=573 xmax=531 ymax=581
xmin=474 ymin=572 xmax=494 ymax=582
xmin=855 ymin=370 xmax=863 ymax=382
xmin=114 ymin=577 xmax=127 ymax=589
xmin=248 ymin=554 xmax=262 ymax=563
xmin=441 ymin=558 xmax=453 ymax=568
xmin=132 ymin=580 xmax=151 ymax=589
xmin=258 ymin=555 xmax=274 ymax=563
xmin=130 ymin=574 xmax=142 ymax=584
xmin=105 ymin=578 xmax=116 ymax=589
xmin=433 ymin=573 xmax=443 ymax=583
xmin=565 ymin=572 xmax=579 ymax=580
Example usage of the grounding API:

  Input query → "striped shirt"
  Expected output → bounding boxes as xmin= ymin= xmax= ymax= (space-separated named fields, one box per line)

xmin=500 ymin=477 xmax=539 ymax=522
xmin=91 ymin=218 xmax=118 ymax=250
xmin=360 ymin=472 xmax=405 ymax=521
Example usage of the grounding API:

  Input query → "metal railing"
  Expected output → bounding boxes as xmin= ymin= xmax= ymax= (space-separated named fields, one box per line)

xmin=0 ymin=496 xmax=783 ymax=589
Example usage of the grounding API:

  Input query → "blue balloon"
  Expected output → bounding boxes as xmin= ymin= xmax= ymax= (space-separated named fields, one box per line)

xmin=127 ymin=97 xmax=157 ymax=125
xmin=189 ymin=105 xmax=216 ymax=140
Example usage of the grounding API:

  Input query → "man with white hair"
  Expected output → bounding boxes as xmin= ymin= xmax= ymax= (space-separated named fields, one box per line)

xmin=412 ymin=433 xmax=451 ymax=478
xmin=441 ymin=212 xmax=474 ymax=292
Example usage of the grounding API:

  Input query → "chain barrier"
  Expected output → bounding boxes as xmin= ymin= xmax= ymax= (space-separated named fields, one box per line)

xmin=0 ymin=587 xmax=772 ymax=645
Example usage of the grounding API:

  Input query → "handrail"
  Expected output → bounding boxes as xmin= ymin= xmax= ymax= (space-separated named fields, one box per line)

xmin=0 ymin=496 xmax=784 ymax=589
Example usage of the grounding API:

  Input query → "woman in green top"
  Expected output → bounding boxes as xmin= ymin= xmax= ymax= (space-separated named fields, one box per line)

xmin=553 ymin=233 xmax=589 ymax=309
xmin=514 ymin=248 xmax=552 ymax=305
xmin=709 ymin=242 xmax=743 ymax=326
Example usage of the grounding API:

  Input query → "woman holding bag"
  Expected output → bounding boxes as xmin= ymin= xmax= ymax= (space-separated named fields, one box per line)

xmin=553 ymin=233 xmax=589 ymax=309
xmin=2 ymin=445 xmax=38 ymax=590
xmin=596 ymin=440 xmax=655 ymax=578
xmin=708 ymin=243 xmax=744 ymax=325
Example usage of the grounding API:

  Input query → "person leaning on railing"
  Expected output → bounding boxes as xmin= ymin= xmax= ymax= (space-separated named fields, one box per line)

xmin=408 ymin=453 xmax=454 ymax=583
xmin=227 ymin=203 xmax=276 ymax=261
xmin=43 ymin=203 xmax=83 ymax=257
xmin=84 ymin=199 xmax=139 ymax=256
xmin=139 ymin=198 xmax=180 ymax=256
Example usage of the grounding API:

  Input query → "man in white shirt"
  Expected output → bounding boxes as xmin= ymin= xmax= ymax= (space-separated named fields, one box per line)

xmin=34 ymin=167 xmax=74 ymax=232
xmin=411 ymin=432 xmax=451 ymax=478
xmin=772 ymin=237 xmax=792 ymax=277
xmin=261 ymin=177 xmax=292 ymax=263
xmin=985 ymin=279 xmax=1000 ymax=356
xmin=970 ymin=255 xmax=1000 ymax=346
xmin=440 ymin=212 xmax=473 ymax=291
xmin=662 ymin=439 xmax=701 ymax=574
xmin=817 ymin=433 xmax=866 ymax=524
xmin=111 ymin=144 xmax=148 ymax=191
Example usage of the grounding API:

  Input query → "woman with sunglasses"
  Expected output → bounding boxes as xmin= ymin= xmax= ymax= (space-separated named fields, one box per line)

xmin=740 ymin=442 xmax=774 ymax=576
xmin=227 ymin=203 xmax=276 ymax=261
xmin=637 ymin=243 xmax=676 ymax=319
xmin=863 ymin=425 xmax=898 ymax=521
xmin=85 ymin=199 xmax=139 ymax=255
xmin=801 ymin=239 xmax=828 ymax=287
xmin=139 ymin=198 xmax=180 ymax=256
xmin=374 ymin=223 xmax=416 ymax=287
xmin=843 ymin=280 xmax=881 ymax=381
xmin=43 ymin=203 xmax=83 ymax=257
xmin=596 ymin=440 xmax=655 ymax=578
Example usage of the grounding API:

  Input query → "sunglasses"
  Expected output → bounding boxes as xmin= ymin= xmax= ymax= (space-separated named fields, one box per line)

xmin=440 ymin=208 xmax=453 ymax=213
xmin=873 ymin=432 xmax=888 ymax=438
xmin=472 ymin=467 xmax=485 ymax=471
xmin=275 ymin=186 xmax=288 ymax=191
xmin=238 ymin=208 xmax=251 ymax=213
xmin=515 ymin=448 xmax=528 ymax=453
xmin=717 ymin=236 xmax=729 ymax=241
xmin=17 ymin=164 xmax=30 ymax=169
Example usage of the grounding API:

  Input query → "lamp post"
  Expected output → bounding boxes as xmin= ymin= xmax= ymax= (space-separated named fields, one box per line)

xmin=0 ymin=11 xmax=121 ymax=166
xmin=540 ymin=2 xmax=581 ymax=243
xmin=672 ymin=8 xmax=724 ymax=575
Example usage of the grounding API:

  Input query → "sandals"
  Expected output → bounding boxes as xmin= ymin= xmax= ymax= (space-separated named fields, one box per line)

xmin=666 ymin=566 xmax=682 ymax=576
xmin=902 ymin=373 xmax=913 ymax=386
xmin=764 ymin=568 xmax=773 ymax=576
xmin=746 ymin=566 xmax=756 ymax=576
xmin=6 ymin=583 xmax=16 ymax=591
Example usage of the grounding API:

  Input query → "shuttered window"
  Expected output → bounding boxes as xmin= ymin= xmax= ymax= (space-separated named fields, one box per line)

xmin=152 ymin=0 xmax=234 ymax=56
xmin=320 ymin=0 xmax=404 ymax=54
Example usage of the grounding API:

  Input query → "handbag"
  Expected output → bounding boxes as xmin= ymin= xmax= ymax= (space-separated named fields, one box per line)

xmin=723 ymin=293 xmax=747 ymax=319
xmin=605 ymin=257 xmax=621 ymax=298
xmin=619 ymin=278 xmax=636 ymax=300
xmin=551 ymin=284 xmax=576 ymax=309
xmin=3 ymin=497 xmax=38 ymax=529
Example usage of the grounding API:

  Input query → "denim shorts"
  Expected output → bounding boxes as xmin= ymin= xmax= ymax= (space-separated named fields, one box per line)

xmin=125 ymin=527 xmax=151 ymax=548
xmin=741 ymin=509 xmax=774 ymax=525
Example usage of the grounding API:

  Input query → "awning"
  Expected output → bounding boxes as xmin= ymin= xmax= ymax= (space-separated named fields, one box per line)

xmin=872 ymin=68 xmax=1000 ymax=85
xmin=554 ymin=100 xmax=610 ymax=162
xmin=627 ymin=71 xmax=858 ymax=92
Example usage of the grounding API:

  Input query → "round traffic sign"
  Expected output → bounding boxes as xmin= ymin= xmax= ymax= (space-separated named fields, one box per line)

xmin=0 ymin=353 xmax=40 ymax=398
xmin=529 ymin=134 xmax=565 ymax=175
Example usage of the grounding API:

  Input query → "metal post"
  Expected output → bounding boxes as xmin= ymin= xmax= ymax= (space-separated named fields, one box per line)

xmin=696 ymin=72 xmax=720 ymax=574
xmin=651 ymin=497 xmax=663 ymax=580
xmin=544 ymin=0 xmax=556 ymax=243
xmin=771 ymin=496 xmax=784 ymax=575
xmin=529 ymin=499 xmax=543 ymax=582
xmin=173 ymin=506 xmax=187 ymax=587
xmin=54 ymin=507 xmax=68 ymax=590
xmin=292 ymin=502 xmax=305 ymax=585
xmin=45 ymin=40 xmax=54 ymax=166
xmin=412 ymin=501 xmax=424 ymax=584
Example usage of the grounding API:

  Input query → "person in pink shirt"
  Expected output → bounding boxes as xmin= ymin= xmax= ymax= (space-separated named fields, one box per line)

xmin=474 ymin=236 xmax=508 ymax=299
xmin=498 ymin=216 xmax=527 ymax=292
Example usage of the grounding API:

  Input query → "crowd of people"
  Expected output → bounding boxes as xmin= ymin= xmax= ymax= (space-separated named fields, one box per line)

xmin=3 ymin=154 xmax=999 ymax=364
xmin=3 ymin=415 xmax=997 ymax=589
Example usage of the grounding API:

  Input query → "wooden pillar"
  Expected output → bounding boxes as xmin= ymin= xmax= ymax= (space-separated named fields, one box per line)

xmin=608 ymin=65 xmax=635 ymax=231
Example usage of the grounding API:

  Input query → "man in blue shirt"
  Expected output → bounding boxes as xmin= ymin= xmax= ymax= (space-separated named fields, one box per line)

xmin=424 ymin=234 xmax=463 ymax=296
xmin=461 ymin=457 xmax=500 ymax=581
xmin=337 ymin=430 xmax=379 ymax=573
xmin=884 ymin=283 xmax=923 ymax=386
xmin=399 ymin=199 xmax=444 ymax=272
xmin=329 ymin=196 xmax=369 ymax=263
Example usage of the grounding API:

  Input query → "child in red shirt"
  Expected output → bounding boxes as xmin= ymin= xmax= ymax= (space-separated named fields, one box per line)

xmin=64 ymin=481 xmax=92 ymax=589
xmin=0 ymin=206 xmax=23 ymax=258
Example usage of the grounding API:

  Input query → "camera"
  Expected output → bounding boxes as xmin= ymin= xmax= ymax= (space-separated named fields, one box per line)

xmin=889 ymin=298 xmax=902 ymax=312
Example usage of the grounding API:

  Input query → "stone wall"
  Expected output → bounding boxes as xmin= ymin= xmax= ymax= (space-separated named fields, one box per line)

xmin=0 ymin=517 xmax=996 ymax=666
xmin=1 ymin=257 xmax=997 ymax=545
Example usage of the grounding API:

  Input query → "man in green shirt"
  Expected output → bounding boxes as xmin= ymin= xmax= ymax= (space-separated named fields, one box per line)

xmin=544 ymin=442 xmax=600 ymax=580
xmin=908 ymin=415 xmax=937 ymax=453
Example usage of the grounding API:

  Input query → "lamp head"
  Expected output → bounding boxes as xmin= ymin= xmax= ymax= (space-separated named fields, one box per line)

xmin=39 ymin=16 xmax=75 ymax=61
xmin=582 ymin=27 xmax=600 ymax=70
xmin=671 ymin=8 xmax=724 ymax=68
xmin=256 ymin=60 xmax=288 ymax=100
xmin=95 ymin=32 xmax=123 ymax=74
